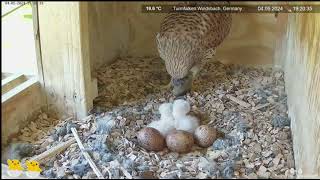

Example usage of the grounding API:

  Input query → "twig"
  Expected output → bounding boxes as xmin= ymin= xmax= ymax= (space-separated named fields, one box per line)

xmin=102 ymin=166 xmax=112 ymax=179
xmin=269 ymin=97 xmax=288 ymax=109
xmin=226 ymin=94 xmax=251 ymax=108
xmin=71 ymin=128 xmax=104 ymax=179
xmin=30 ymin=137 xmax=76 ymax=163
xmin=120 ymin=166 xmax=133 ymax=179
xmin=253 ymin=97 xmax=287 ymax=111
xmin=252 ymin=103 xmax=271 ymax=111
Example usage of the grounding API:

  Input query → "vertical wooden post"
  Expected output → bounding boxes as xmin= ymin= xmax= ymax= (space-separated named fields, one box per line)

xmin=37 ymin=2 xmax=95 ymax=119
xmin=275 ymin=12 xmax=320 ymax=178
xmin=32 ymin=2 xmax=47 ymax=109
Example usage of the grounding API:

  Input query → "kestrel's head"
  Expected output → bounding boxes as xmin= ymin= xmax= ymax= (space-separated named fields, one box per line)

xmin=156 ymin=34 xmax=202 ymax=96
xmin=172 ymin=73 xmax=193 ymax=96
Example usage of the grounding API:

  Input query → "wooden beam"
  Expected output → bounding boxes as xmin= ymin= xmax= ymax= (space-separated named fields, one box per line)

xmin=1 ymin=73 xmax=27 ymax=95
xmin=275 ymin=12 xmax=320 ymax=178
xmin=30 ymin=137 xmax=76 ymax=163
xmin=32 ymin=2 xmax=47 ymax=111
xmin=2 ymin=77 xmax=39 ymax=103
xmin=1 ymin=77 xmax=43 ymax=146
xmin=37 ymin=2 xmax=95 ymax=119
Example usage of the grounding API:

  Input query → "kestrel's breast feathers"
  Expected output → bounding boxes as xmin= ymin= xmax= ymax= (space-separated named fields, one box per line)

xmin=156 ymin=2 xmax=232 ymax=79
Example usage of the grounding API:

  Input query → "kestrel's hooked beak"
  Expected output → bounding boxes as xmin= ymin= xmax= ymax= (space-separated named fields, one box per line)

xmin=172 ymin=73 xmax=193 ymax=96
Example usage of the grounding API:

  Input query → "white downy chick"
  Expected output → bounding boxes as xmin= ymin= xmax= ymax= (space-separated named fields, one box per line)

xmin=173 ymin=99 xmax=199 ymax=134
xmin=147 ymin=103 xmax=176 ymax=137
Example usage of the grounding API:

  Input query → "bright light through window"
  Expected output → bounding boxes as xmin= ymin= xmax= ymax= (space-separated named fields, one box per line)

xmin=1 ymin=2 xmax=38 ymax=76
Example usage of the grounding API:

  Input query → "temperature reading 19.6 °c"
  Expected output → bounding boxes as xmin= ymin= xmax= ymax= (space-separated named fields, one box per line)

xmin=145 ymin=6 xmax=162 ymax=11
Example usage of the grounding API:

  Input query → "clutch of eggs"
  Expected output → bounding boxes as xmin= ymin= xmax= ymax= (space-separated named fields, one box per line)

xmin=137 ymin=124 xmax=218 ymax=153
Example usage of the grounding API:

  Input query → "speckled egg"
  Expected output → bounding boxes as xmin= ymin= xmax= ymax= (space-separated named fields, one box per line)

xmin=166 ymin=130 xmax=194 ymax=153
xmin=194 ymin=125 xmax=217 ymax=148
xmin=137 ymin=127 xmax=165 ymax=151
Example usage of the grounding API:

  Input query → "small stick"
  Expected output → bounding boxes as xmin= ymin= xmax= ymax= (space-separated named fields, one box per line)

xmin=226 ymin=94 xmax=251 ymax=108
xmin=252 ymin=103 xmax=271 ymax=111
xmin=30 ymin=137 xmax=76 ymax=163
xmin=102 ymin=166 xmax=112 ymax=179
xmin=57 ymin=116 xmax=74 ymax=126
xmin=71 ymin=128 xmax=104 ymax=179
xmin=269 ymin=97 xmax=288 ymax=109
xmin=120 ymin=166 xmax=133 ymax=179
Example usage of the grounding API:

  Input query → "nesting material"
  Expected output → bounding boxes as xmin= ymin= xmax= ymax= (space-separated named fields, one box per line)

xmin=70 ymin=128 xmax=104 ymax=179
xmin=94 ymin=57 xmax=171 ymax=109
xmin=5 ymin=57 xmax=296 ymax=179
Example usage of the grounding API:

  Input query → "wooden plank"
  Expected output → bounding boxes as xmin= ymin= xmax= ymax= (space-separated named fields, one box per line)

xmin=1 ymin=77 xmax=43 ymax=146
xmin=274 ymin=12 xmax=320 ymax=178
xmin=38 ymin=2 xmax=94 ymax=119
xmin=1 ymin=73 xmax=27 ymax=95
xmin=79 ymin=2 xmax=95 ymax=116
xmin=2 ymin=77 xmax=39 ymax=103
xmin=30 ymin=137 xmax=76 ymax=163
xmin=32 ymin=2 xmax=47 ymax=111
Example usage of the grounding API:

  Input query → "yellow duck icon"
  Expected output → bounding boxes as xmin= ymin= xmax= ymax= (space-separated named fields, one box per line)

xmin=25 ymin=160 xmax=42 ymax=178
xmin=7 ymin=159 xmax=24 ymax=177
xmin=26 ymin=160 xmax=42 ymax=172
xmin=7 ymin=159 xmax=24 ymax=171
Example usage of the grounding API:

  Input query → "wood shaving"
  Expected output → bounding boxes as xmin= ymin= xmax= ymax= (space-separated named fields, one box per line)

xmin=5 ymin=56 xmax=296 ymax=179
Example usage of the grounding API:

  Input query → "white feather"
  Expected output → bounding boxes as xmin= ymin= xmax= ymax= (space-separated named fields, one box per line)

xmin=175 ymin=115 xmax=199 ymax=134
xmin=172 ymin=99 xmax=191 ymax=118
xmin=147 ymin=102 xmax=176 ymax=137
xmin=159 ymin=103 xmax=174 ymax=121
xmin=172 ymin=99 xmax=200 ymax=133
xmin=147 ymin=120 xmax=175 ymax=137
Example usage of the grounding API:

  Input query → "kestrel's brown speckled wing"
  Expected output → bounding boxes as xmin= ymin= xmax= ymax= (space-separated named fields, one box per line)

xmin=156 ymin=2 xmax=232 ymax=79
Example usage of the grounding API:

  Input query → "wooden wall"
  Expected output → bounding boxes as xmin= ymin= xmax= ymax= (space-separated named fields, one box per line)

xmin=87 ymin=2 xmax=168 ymax=73
xmin=87 ymin=1 xmax=320 ymax=177
xmin=1 ymin=77 xmax=43 ymax=147
xmin=275 ymin=12 xmax=320 ymax=178
xmin=37 ymin=2 xmax=96 ymax=119
xmin=216 ymin=13 xmax=277 ymax=65
xmin=88 ymin=1 xmax=279 ymax=73
xmin=2 ymin=1 xmax=319 ymax=176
